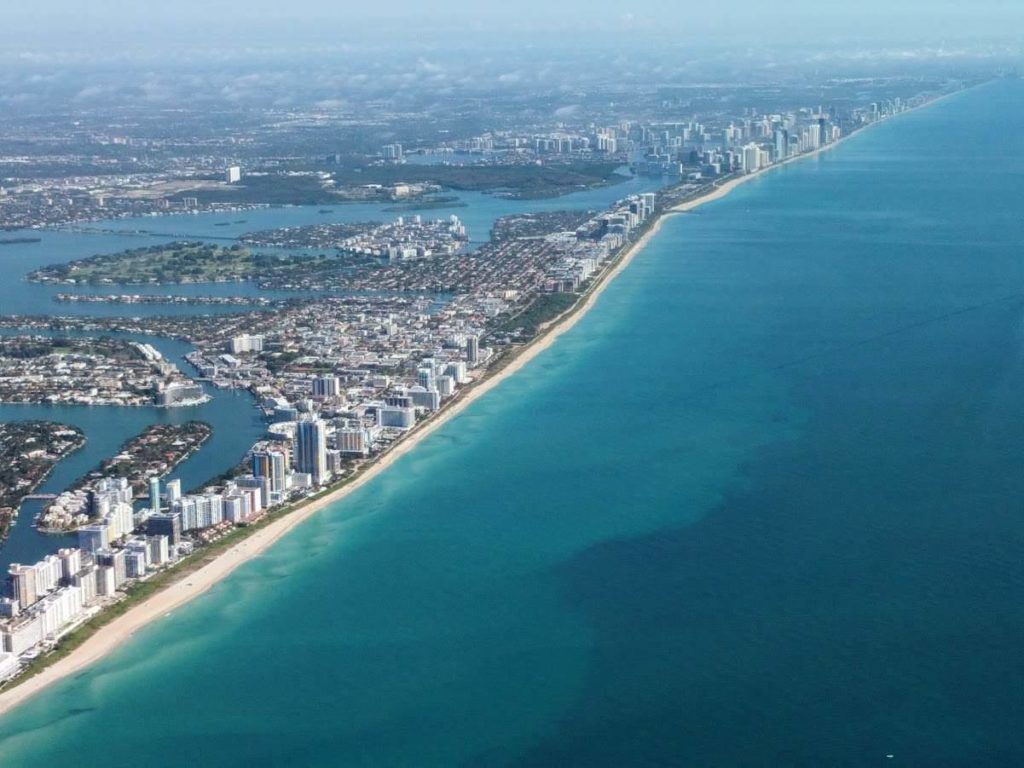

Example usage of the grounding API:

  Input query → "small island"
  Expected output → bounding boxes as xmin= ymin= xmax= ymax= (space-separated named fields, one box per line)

xmin=53 ymin=293 xmax=293 ymax=308
xmin=28 ymin=239 xmax=373 ymax=289
xmin=39 ymin=421 xmax=212 ymax=531
xmin=27 ymin=214 xmax=469 ymax=292
xmin=0 ymin=421 xmax=85 ymax=541
xmin=239 ymin=221 xmax=381 ymax=249
xmin=28 ymin=242 xmax=259 ymax=285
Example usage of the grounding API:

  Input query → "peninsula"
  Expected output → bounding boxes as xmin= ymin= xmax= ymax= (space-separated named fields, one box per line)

xmin=0 ymin=336 xmax=205 ymax=408
xmin=0 ymin=82 xmax=964 ymax=715
xmin=38 ymin=421 xmax=212 ymax=532
xmin=0 ymin=422 xmax=85 ymax=542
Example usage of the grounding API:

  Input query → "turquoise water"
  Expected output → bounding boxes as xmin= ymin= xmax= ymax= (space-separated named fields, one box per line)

xmin=0 ymin=169 xmax=661 ymax=569
xmin=2 ymin=81 xmax=1024 ymax=764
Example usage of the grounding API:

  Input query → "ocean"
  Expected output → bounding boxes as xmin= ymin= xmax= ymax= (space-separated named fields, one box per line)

xmin=1 ymin=79 xmax=1022 ymax=765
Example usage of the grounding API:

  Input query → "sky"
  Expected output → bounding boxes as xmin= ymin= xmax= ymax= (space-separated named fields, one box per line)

xmin=3 ymin=0 xmax=1023 ymax=52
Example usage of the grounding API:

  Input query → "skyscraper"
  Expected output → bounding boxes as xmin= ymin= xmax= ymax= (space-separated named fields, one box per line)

xmin=337 ymin=427 xmax=370 ymax=456
xmin=295 ymin=418 xmax=329 ymax=486
xmin=774 ymin=128 xmax=788 ymax=161
xmin=466 ymin=335 xmax=480 ymax=366
xmin=149 ymin=477 xmax=160 ymax=514
xmin=311 ymin=375 xmax=341 ymax=398
xmin=147 ymin=512 xmax=182 ymax=546
xmin=252 ymin=447 xmax=289 ymax=494
xmin=166 ymin=478 xmax=182 ymax=503
xmin=742 ymin=143 xmax=762 ymax=173
xmin=7 ymin=565 xmax=37 ymax=609
xmin=416 ymin=367 xmax=435 ymax=390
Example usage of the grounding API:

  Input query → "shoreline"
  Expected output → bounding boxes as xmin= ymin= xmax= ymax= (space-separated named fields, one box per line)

xmin=0 ymin=213 xmax=667 ymax=715
xmin=0 ymin=86 xmax=963 ymax=719
xmin=671 ymin=86 xmax=966 ymax=214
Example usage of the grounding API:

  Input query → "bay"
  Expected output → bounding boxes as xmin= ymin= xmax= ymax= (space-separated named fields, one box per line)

xmin=0 ymin=169 xmax=662 ymax=569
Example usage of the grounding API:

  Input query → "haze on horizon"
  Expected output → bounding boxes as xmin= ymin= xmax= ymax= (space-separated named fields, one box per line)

xmin=1 ymin=1 xmax=1019 ymax=113
xmin=3 ymin=0 xmax=1024 ymax=53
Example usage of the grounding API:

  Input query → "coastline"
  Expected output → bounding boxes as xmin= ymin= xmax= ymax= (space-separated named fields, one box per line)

xmin=0 ymin=87 xmax=963 ymax=719
xmin=0 ymin=221 xmax=644 ymax=715
xmin=0 ymin=215 xmax=663 ymax=716
xmin=0 ymin=213 xmax=668 ymax=716
xmin=0 ymin=425 xmax=87 ymax=543
xmin=671 ymin=86 xmax=966 ymax=214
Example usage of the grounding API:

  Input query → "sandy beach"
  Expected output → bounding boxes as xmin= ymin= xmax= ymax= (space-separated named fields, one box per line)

xmin=0 ymin=89 xmax=958 ymax=718
xmin=0 ymin=205 xmax=672 ymax=717
xmin=671 ymin=87 xmax=964 ymax=215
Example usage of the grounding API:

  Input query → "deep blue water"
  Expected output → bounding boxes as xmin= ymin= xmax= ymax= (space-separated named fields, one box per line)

xmin=1 ymin=80 xmax=1023 ymax=765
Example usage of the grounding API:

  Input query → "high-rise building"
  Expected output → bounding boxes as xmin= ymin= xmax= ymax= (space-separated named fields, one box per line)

xmin=101 ymin=501 xmax=134 ymax=542
xmin=416 ymin=367 xmax=435 ymax=390
xmin=78 ymin=524 xmax=110 ymax=555
xmin=124 ymin=542 xmax=149 ymax=579
xmin=229 ymin=334 xmax=264 ymax=354
xmin=89 ymin=477 xmax=132 ymax=518
xmin=7 ymin=565 xmax=37 ymax=610
xmin=807 ymin=123 xmax=822 ymax=150
xmin=231 ymin=481 xmax=264 ymax=518
xmin=226 ymin=166 xmax=242 ymax=184
xmin=166 ymin=478 xmax=182 ymax=504
xmin=311 ymin=375 xmax=341 ymax=398
xmin=252 ymin=447 xmax=289 ymax=494
xmin=466 ymin=335 xmax=480 ymax=365
xmin=445 ymin=362 xmax=469 ymax=384
xmin=641 ymin=193 xmax=657 ymax=217
xmin=147 ymin=512 xmax=182 ymax=546
xmin=171 ymin=494 xmax=224 ymax=531
xmin=147 ymin=535 xmax=171 ymax=566
xmin=436 ymin=375 xmax=455 ymax=397
xmin=95 ymin=567 xmax=117 ymax=597
xmin=0 ymin=652 xmax=19 ymax=681
xmin=35 ymin=586 xmax=84 ymax=637
xmin=337 ymin=428 xmax=370 ymax=456
xmin=34 ymin=556 xmax=61 ymax=595
xmin=774 ymin=128 xmax=789 ymax=161
xmin=56 ymin=548 xmax=81 ymax=583
xmin=0 ymin=597 xmax=20 ymax=619
xmin=149 ymin=477 xmax=160 ymax=514
xmin=385 ymin=393 xmax=413 ymax=409
xmin=223 ymin=495 xmax=246 ymax=524
xmin=378 ymin=405 xmax=416 ymax=430
xmin=742 ymin=143 xmax=762 ymax=173
xmin=95 ymin=550 xmax=128 ymax=589
xmin=2 ymin=614 xmax=46 ymax=655
xmin=382 ymin=143 xmax=403 ymax=162
xmin=295 ymin=418 xmax=329 ymax=486
xmin=409 ymin=386 xmax=441 ymax=411
xmin=158 ymin=382 xmax=205 ymax=407
xmin=69 ymin=566 xmax=97 ymax=606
